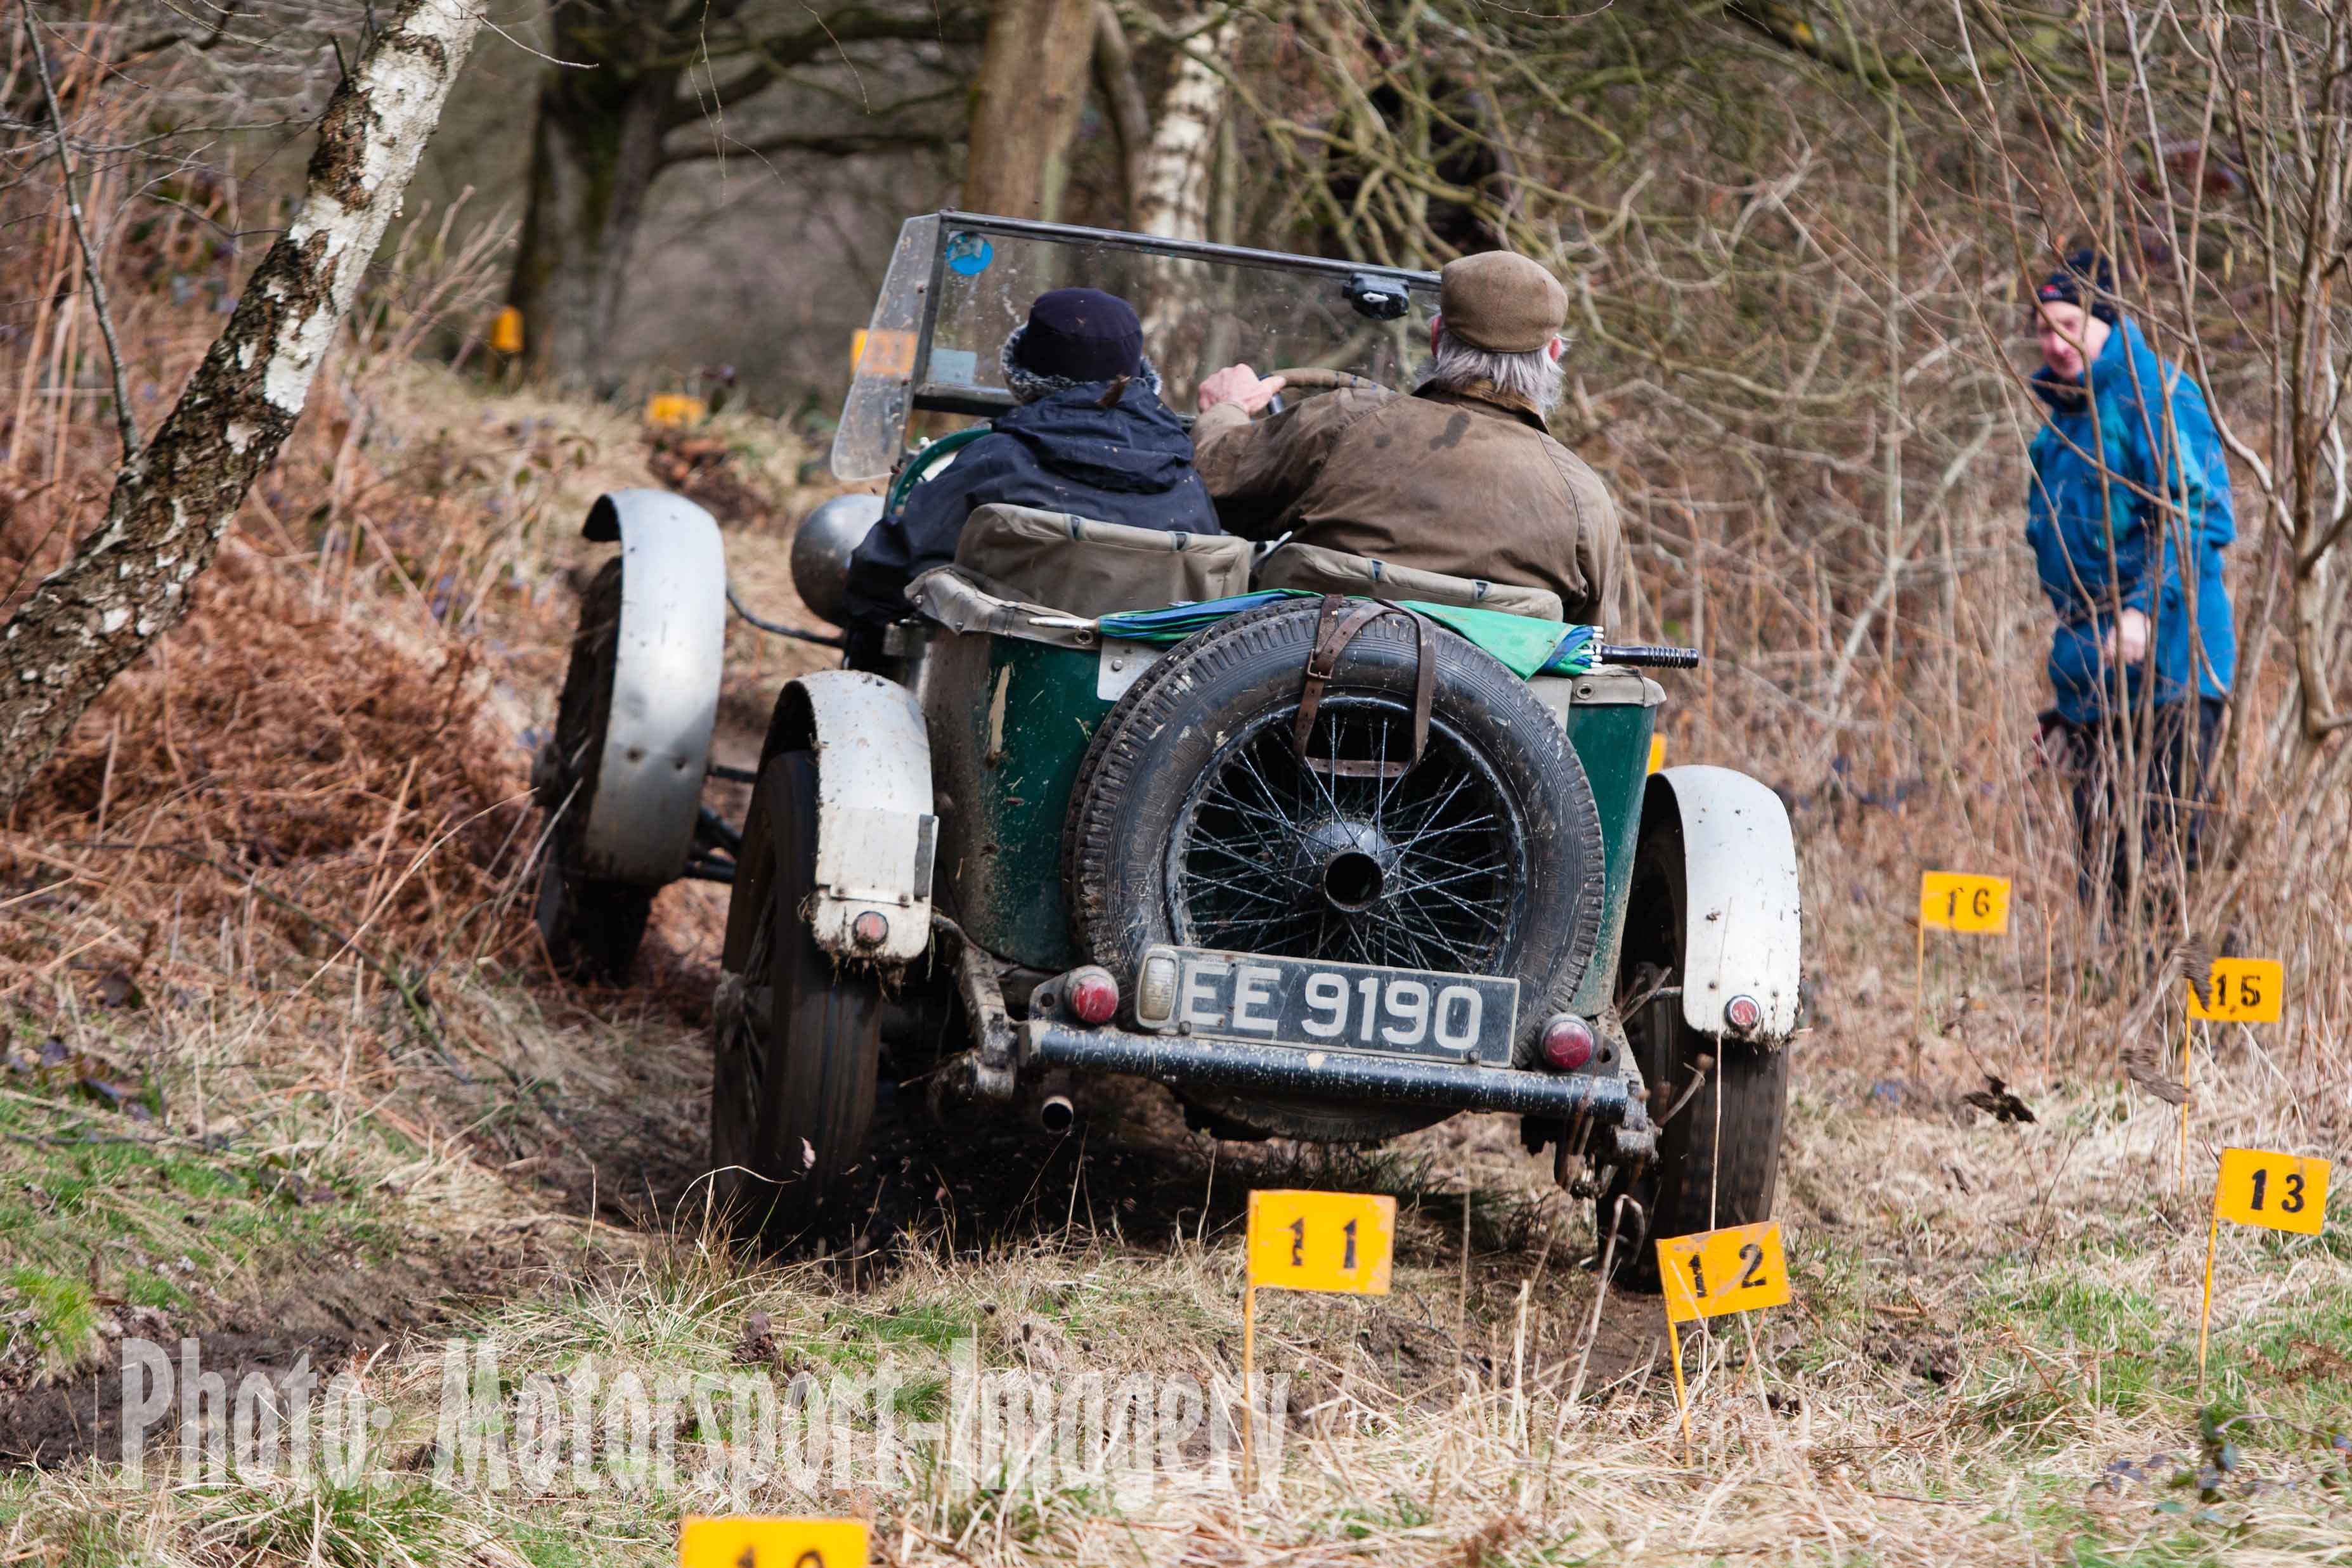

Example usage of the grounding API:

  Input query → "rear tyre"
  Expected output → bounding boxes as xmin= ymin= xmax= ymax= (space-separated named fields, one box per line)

xmin=533 ymin=557 xmax=654 ymax=982
xmin=1600 ymin=809 xmax=1788 ymax=1289
xmin=710 ymin=750 xmax=883 ymax=1240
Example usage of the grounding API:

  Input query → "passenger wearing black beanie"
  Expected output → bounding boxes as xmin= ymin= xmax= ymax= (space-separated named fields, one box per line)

xmin=842 ymin=288 xmax=1219 ymax=661
xmin=1000 ymin=288 xmax=1158 ymax=400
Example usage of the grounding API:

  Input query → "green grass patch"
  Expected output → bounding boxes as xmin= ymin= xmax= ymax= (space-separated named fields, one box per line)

xmin=1974 ymin=1254 xmax=2352 ymax=1465
xmin=1042 ymin=1276 xmax=1220 ymax=1347
xmin=1970 ymin=1269 xmax=2173 ymax=1430
xmin=835 ymin=1299 xmax=977 ymax=1355
xmin=0 ymin=1083 xmax=401 ymax=1332
xmin=0 ymin=1471 xmax=35 ymax=1529
xmin=2056 ymin=1534 xmax=2228 ymax=1568
xmin=5 ymin=1265 xmax=101 ymax=1371
xmin=202 ymin=1474 xmax=481 ymax=1568
xmin=510 ymin=1519 xmax=601 ymax=1568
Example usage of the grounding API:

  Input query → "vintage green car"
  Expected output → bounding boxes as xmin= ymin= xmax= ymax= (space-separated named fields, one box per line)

xmin=531 ymin=214 xmax=1802 ymax=1281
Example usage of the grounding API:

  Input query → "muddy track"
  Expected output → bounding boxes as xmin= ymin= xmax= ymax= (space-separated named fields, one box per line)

xmin=0 ymin=1242 xmax=521 ymax=1470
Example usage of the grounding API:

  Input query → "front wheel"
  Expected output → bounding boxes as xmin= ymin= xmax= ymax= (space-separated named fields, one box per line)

xmin=1599 ymin=810 xmax=1789 ymax=1289
xmin=533 ymin=557 xmax=654 ymax=982
xmin=710 ymin=749 xmax=883 ymax=1240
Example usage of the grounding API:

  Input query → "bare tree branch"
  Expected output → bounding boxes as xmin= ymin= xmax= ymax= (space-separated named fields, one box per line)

xmin=670 ymin=8 xmax=982 ymax=128
xmin=0 ymin=0 xmax=488 ymax=808
xmin=660 ymin=127 xmax=947 ymax=165
xmin=23 ymin=1 xmax=141 ymax=468
xmin=1093 ymin=2 xmax=1150 ymax=221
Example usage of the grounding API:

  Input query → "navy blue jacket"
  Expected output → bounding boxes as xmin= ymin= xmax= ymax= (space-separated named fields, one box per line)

xmin=2027 ymin=316 xmax=2236 ymax=723
xmin=843 ymin=382 xmax=1221 ymax=637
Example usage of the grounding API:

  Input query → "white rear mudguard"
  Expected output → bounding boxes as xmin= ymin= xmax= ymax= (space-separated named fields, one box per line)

xmin=769 ymin=671 xmax=937 ymax=966
xmin=576 ymin=490 xmax=725 ymax=886
xmin=1646 ymin=765 xmax=1802 ymax=1039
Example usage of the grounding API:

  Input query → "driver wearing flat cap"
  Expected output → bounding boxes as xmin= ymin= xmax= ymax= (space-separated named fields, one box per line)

xmin=1192 ymin=250 xmax=1620 ymax=625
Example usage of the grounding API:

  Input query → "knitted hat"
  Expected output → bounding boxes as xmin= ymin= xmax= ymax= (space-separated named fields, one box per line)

xmin=2036 ymin=249 xmax=2119 ymax=325
xmin=1007 ymin=288 xmax=1144 ymax=384
xmin=1438 ymin=252 xmax=1568 ymax=354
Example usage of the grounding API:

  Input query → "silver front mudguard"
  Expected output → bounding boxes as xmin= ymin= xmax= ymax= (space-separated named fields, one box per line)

xmin=575 ymin=489 xmax=725 ymax=886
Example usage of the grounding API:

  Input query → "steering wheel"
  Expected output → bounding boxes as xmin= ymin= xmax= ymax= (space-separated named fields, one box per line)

xmin=1260 ymin=366 xmax=1384 ymax=417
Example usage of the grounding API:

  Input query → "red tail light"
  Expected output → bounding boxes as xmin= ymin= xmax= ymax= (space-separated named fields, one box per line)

xmin=1539 ymin=1014 xmax=1595 ymax=1071
xmin=1067 ymin=966 xmax=1120 ymax=1026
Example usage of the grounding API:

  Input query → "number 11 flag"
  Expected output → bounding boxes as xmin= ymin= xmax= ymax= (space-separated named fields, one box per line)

xmin=1247 ymin=1191 xmax=1395 ymax=1294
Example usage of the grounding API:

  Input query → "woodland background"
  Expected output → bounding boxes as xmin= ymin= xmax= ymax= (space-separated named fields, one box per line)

xmin=0 ymin=1 xmax=2349 ymax=1564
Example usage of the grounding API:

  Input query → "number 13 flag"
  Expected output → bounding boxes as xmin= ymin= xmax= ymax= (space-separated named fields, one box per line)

xmin=2215 ymin=1148 xmax=2330 ymax=1236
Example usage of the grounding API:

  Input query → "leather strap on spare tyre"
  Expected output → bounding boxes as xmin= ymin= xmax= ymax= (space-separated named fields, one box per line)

xmin=1293 ymin=595 xmax=1436 ymax=779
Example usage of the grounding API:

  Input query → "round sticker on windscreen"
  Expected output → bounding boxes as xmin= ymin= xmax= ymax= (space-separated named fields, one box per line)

xmin=944 ymin=233 xmax=994 ymax=276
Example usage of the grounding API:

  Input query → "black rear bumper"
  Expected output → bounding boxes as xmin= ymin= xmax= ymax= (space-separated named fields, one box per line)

xmin=1022 ymin=1017 xmax=1654 ymax=1155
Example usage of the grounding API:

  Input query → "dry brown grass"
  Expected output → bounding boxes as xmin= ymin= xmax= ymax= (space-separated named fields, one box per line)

xmin=3 ymin=44 xmax=2350 ymax=1567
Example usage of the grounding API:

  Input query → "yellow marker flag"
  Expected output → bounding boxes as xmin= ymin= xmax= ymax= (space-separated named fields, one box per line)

xmin=1656 ymin=1221 xmax=1791 ymax=1324
xmin=1647 ymin=734 xmax=1666 ymax=774
xmin=1247 ymin=1190 xmax=1394 ymax=1295
xmin=646 ymin=394 xmax=709 ymax=429
xmin=2214 ymin=1148 xmax=2330 ymax=1236
xmin=2187 ymin=959 xmax=2284 ymax=1023
xmin=680 ymin=1519 xmax=868 ymax=1568
xmin=490 ymin=306 xmax=523 ymax=354
xmin=1654 ymin=1219 xmax=1790 ymax=1461
xmin=854 ymin=328 xmax=917 ymax=379
xmin=2200 ymin=1148 xmax=2331 ymax=1385
xmin=1918 ymin=871 xmax=2010 ymax=935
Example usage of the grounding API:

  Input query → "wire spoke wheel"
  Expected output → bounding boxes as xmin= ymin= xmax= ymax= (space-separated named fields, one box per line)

xmin=1168 ymin=696 xmax=1524 ymax=974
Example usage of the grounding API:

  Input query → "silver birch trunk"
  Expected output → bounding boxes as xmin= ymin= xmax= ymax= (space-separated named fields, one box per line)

xmin=0 ymin=0 xmax=487 ymax=808
xmin=1133 ymin=22 xmax=1233 ymax=241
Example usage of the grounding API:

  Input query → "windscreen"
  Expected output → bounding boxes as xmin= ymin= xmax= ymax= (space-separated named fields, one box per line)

xmin=831 ymin=214 xmax=938 ymax=483
xmin=832 ymin=216 xmax=1439 ymax=482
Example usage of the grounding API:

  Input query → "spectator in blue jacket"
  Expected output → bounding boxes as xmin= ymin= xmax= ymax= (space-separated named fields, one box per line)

xmin=2025 ymin=251 xmax=2236 ymax=911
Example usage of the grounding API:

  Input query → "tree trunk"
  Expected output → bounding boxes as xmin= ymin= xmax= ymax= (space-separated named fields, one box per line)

xmin=508 ymin=18 xmax=679 ymax=393
xmin=1133 ymin=20 xmax=1233 ymax=240
xmin=963 ymin=0 xmax=1097 ymax=220
xmin=0 ymin=0 xmax=485 ymax=810
xmin=1091 ymin=4 xmax=1151 ymax=223
xmin=1133 ymin=20 xmax=1233 ymax=347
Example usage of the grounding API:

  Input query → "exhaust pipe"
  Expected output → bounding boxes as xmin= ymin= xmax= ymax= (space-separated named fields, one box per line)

xmin=1037 ymin=1094 xmax=1075 ymax=1135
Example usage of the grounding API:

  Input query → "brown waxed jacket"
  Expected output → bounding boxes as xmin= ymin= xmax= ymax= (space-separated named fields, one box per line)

xmin=1191 ymin=382 xmax=1622 ymax=626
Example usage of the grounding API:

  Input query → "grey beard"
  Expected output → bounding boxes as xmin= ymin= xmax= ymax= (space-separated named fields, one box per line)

xmin=1001 ymin=327 xmax=1162 ymax=403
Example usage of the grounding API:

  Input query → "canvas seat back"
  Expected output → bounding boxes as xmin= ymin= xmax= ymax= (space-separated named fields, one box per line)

xmin=1254 ymin=539 xmax=1564 ymax=621
xmin=953 ymin=503 xmax=1252 ymax=619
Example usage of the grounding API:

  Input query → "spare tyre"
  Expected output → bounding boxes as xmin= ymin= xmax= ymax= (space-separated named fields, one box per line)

xmin=1064 ymin=599 xmax=1603 ymax=1141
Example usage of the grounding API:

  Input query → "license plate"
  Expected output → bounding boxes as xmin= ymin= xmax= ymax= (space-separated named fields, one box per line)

xmin=1141 ymin=945 xmax=1518 ymax=1066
